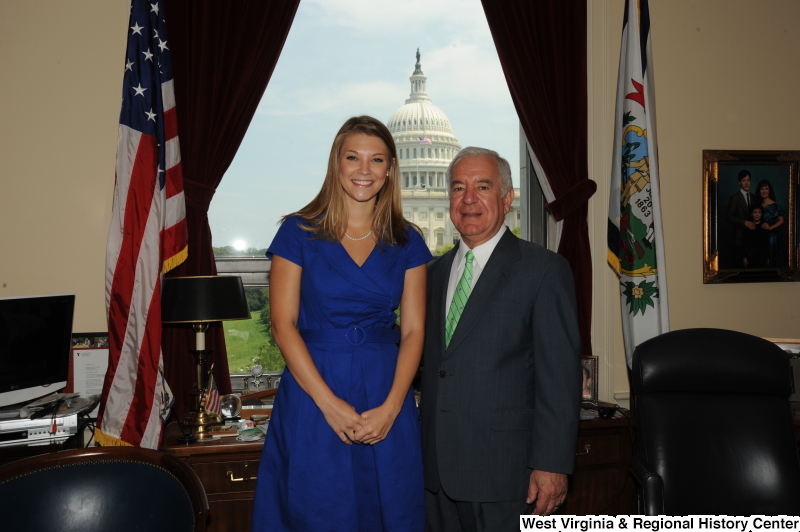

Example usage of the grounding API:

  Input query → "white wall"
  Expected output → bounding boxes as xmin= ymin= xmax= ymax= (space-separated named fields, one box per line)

xmin=0 ymin=1 xmax=129 ymax=331
xmin=588 ymin=0 xmax=800 ymax=405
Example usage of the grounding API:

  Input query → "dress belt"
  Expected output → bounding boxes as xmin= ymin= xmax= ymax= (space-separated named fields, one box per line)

xmin=300 ymin=327 xmax=400 ymax=347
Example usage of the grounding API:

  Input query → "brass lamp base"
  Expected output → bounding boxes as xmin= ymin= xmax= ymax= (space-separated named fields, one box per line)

xmin=177 ymin=343 xmax=223 ymax=443
xmin=182 ymin=409 xmax=224 ymax=440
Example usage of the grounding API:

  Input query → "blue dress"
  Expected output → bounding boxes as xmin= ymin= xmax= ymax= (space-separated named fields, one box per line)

xmin=762 ymin=202 xmax=785 ymax=266
xmin=251 ymin=216 xmax=431 ymax=532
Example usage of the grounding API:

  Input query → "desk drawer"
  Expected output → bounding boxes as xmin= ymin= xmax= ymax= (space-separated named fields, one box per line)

xmin=574 ymin=434 xmax=619 ymax=467
xmin=192 ymin=459 xmax=260 ymax=495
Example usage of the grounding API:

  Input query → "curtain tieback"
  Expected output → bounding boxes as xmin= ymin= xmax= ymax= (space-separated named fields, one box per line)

xmin=183 ymin=178 xmax=217 ymax=212
xmin=546 ymin=179 xmax=597 ymax=222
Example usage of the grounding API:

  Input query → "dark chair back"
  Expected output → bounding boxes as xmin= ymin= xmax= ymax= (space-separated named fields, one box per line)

xmin=0 ymin=446 xmax=209 ymax=532
xmin=630 ymin=328 xmax=800 ymax=515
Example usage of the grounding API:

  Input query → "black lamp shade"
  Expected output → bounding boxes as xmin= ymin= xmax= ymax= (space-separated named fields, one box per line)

xmin=161 ymin=276 xmax=251 ymax=323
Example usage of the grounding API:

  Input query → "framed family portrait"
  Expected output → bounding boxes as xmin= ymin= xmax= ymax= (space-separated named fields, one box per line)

xmin=703 ymin=150 xmax=799 ymax=283
xmin=580 ymin=356 xmax=598 ymax=402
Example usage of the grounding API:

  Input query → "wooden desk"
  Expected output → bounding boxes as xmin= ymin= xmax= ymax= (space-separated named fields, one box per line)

xmin=160 ymin=423 xmax=264 ymax=532
xmin=560 ymin=411 xmax=637 ymax=516
xmin=160 ymin=412 xmax=636 ymax=532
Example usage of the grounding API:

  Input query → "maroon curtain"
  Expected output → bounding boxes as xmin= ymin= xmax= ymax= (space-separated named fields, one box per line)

xmin=482 ymin=0 xmax=595 ymax=357
xmin=162 ymin=0 xmax=301 ymax=418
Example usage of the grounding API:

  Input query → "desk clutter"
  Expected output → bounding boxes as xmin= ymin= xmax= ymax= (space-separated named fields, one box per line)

xmin=0 ymin=392 xmax=100 ymax=447
xmin=580 ymin=401 xmax=624 ymax=420
xmin=206 ymin=423 xmax=267 ymax=442
xmin=176 ymin=388 xmax=275 ymax=444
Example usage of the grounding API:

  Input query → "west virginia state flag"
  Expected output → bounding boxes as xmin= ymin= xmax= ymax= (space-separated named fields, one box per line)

xmin=608 ymin=0 xmax=669 ymax=367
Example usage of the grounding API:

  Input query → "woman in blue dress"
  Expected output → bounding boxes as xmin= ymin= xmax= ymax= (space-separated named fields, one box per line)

xmin=251 ymin=116 xmax=431 ymax=532
xmin=756 ymin=179 xmax=785 ymax=267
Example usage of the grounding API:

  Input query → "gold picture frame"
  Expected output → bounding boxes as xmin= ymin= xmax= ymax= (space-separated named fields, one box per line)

xmin=703 ymin=150 xmax=799 ymax=283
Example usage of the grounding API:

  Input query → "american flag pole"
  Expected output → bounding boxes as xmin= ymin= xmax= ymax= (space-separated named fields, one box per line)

xmin=97 ymin=0 xmax=187 ymax=448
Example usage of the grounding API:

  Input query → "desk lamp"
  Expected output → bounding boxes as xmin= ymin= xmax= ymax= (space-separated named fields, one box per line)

xmin=162 ymin=276 xmax=250 ymax=442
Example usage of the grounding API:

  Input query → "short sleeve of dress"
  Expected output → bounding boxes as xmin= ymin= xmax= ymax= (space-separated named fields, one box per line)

xmin=266 ymin=216 xmax=307 ymax=267
xmin=405 ymin=228 xmax=433 ymax=270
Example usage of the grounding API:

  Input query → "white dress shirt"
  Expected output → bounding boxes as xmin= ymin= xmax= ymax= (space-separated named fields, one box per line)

xmin=445 ymin=225 xmax=507 ymax=319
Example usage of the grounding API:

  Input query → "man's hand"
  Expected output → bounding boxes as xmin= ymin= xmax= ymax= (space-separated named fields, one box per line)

xmin=745 ymin=221 xmax=756 ymax=230
xmin=527 ymin=470 xmax=568 ymax=516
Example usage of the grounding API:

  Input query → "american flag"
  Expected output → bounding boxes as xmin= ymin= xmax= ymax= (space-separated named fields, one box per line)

xmin=202 ymin=372 xmax=221 ymax=415
xmin=97 ymin=0 xmax=187 ymax=449
xmin=419 ymin=137 xmax=432 ymax=145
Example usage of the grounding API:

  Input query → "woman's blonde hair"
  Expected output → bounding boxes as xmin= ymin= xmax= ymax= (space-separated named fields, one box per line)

xmin=287 ymin=115 xmax=412 ymax=247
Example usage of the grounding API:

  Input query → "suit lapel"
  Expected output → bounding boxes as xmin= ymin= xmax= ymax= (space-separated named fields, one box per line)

xmin=444 ymin=231 xmax=520 ymax=358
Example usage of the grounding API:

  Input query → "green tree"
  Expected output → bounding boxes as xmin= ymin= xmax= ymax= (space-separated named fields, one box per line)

xmin=260 ymin=292 xmax=272 ymax=331
xmin=212 ymin=246 xmax=269 ymax=257
xmin=512 ymin=226 xmax=521 ymax=237
xmin=433 ymin=243 xmax=454 ymax=256
xmin=246 ymin=288 xmax=268 ymax=313
xmin=212 ymin=245 xmax=235 ymax=256
xmin=255 ymin=294 xmax=285 ymax=370
xmin=257 ymin=336 xmax=286 ymax=371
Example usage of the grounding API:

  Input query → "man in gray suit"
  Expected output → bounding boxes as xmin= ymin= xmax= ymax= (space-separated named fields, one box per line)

xmin=421 ymin=147 xmax=582 ymax=530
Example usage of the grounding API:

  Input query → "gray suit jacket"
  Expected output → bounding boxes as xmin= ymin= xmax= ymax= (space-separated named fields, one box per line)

xmin=420 ymin=230 xmax=582 ymax=502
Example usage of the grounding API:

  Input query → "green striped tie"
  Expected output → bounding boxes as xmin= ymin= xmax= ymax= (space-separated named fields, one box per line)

xmin=445 ymin=250 xmax=474 ymax=348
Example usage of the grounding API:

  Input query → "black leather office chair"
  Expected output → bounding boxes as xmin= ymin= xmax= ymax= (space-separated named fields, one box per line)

xmin=630 ymin=328 xmax=800 ymax=515
xmin=0 ymin=446 xmax=209 ymax=532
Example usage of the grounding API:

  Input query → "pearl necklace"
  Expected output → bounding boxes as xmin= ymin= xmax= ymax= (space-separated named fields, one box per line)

xmin=344 ymin=230 xmax=373 ymax=241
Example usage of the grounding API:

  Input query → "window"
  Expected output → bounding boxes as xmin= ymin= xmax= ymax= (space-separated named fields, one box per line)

xmin=436 ymin=232 xmax=444 ymax=247
xmin=214 ymin=257 xmax=285 ymax=375
xmin=208 ymin=2 xmax=524 ymax=375
xmin=404 ymin=212 xmax=411 ymax=218
xmin=419 ymin=212 xmax=427 ymax=219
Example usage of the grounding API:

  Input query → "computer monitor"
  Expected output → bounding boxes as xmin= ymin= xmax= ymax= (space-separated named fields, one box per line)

xmin=0 ymin=294 xmax=75 ymax=408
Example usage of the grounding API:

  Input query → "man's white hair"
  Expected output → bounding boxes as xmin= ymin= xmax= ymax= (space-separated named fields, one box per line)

xmin=445 ymin=147 xmax=513 ymax=196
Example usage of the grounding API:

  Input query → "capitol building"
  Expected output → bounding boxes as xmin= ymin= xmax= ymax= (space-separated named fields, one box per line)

xmin=388 ymin=51 xmax=520 ymax=252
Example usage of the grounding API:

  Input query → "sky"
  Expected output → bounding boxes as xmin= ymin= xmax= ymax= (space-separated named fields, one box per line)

xmin=208 ymin=0 xmax=521 ymax=250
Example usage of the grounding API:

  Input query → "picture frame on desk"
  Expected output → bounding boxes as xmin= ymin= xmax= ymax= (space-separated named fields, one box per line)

xmin=581 ymin=356 xmax=598 ymax=402
xmin=703 ymin=150 xmax=799 ymax=284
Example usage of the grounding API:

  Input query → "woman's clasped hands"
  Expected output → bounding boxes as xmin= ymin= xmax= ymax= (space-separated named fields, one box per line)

xmin=319 ymin=395 xmax=399 ymax=446
xmin=354 ymin=403 xmax=400 ymax=445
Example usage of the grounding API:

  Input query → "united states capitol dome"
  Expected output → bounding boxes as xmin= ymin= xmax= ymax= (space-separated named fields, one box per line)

xmin=389 ymin=50 xmax=519 ymax=251
xmin=389 ymin=50 xmax=460 ymax=191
